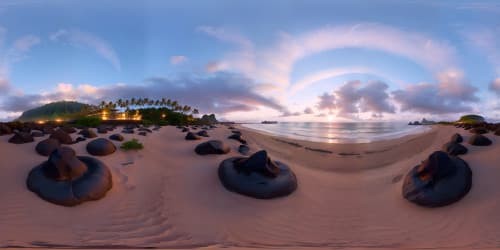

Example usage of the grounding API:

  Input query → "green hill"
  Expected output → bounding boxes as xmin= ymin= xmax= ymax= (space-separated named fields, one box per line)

xmin=457 ymin=114 xmax=485 ymax=124
xmin=17 ymin=101 xmax=95 ymax=122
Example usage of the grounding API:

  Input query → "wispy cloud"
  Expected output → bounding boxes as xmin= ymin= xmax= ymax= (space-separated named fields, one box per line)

xmin=50 ymin=29 xmax=121 ymax=71
xmin=201 ymin=23 xmax=460 ymax=97
xmin=170 ymin=55 xmax=188 ymax=65
xmin=0 ymin=27 xmax=41 ymax=95
xmin=460 ymin=27 xmax=500 ymax=74
xmin=490 ymin=78 xmax=500 ymax=96
xmin=197 ymin=25 xmax=256 ymax=75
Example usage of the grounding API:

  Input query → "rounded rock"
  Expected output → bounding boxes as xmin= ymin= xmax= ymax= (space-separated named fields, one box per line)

xmin=35 ymin=138 xmax=61 ymax=156
xmin=468 ymin=134 xmax=492 ymax=146
xmin=26 ymin=147 xmax=112 ymax=206
xmin=402 ymin=151 xmax=472 ymax=207
xmin=218 ymin=150 xmax=297 ymax=199
xmin=86 ymin=138 xmax=117 ymax=156
xmin=195 ymin=140 xmax=230 ymax=155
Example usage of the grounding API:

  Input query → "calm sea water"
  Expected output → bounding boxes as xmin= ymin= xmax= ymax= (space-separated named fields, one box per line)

xmin=242 ymin=122 xmax=431 ymax=143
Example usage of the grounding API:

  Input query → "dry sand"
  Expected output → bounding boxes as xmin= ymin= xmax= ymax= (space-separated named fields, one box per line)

xmin=1 ymin=125 xmax=500 ymax=249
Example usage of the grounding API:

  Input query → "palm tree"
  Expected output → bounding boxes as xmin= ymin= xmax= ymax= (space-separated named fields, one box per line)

xmin=100 ymin=101 xmax=106 ymax=109
xmin=192 ymin=108 xmax=199 ymax=115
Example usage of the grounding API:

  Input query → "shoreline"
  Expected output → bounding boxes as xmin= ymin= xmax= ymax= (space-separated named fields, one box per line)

xmin=240 ymin=122 xmax=432 ymax=144
xmin=238 ymin=124 xmax=440 ymax=172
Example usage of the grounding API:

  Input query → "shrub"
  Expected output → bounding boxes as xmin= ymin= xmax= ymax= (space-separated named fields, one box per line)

xmin=120 ymin=139 xmax=144 ymax=151
xmin=74 ymin=116 xmax=102 ymax=127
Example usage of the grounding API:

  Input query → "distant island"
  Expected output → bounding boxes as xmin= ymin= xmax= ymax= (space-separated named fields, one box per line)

xmin=261 ymin=121 xmax=278 ymax=124
xmin=408 ymin=118 xmax=436 ymax=125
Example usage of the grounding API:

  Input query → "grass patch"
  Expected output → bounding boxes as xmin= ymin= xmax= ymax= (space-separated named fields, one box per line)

xmin=74 ymin=116 xmax=102 ymax=127
xmin=120 ymin=139 xmax=144 ymax=151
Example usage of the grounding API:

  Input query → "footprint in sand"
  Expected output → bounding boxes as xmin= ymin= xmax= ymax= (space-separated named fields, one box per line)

xmin=392 ymin=174 xmax=403 ymax=183
xmin=114 ymin=161 xmax=136 ymax=191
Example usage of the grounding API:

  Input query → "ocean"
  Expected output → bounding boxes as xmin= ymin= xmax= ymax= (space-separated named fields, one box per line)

xmin=241 ymin=122 xmax=431 ymax=143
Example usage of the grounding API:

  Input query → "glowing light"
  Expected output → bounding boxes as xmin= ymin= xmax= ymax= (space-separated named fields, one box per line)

xmin=161 ymin=113 xmax=166 ymax=118
xmin=37 ymin=120 xmax=46 ymax=124
xmin=55 ymin=118 xmax=63 ymax=123
xmin=327 ymin=115 xmax=334 ymax=122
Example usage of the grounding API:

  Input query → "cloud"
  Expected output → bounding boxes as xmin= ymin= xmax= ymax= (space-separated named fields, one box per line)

xmin=0 ymin=78 xmax=10 ymax=93
xmin=356 ymin=81 xmax=396 ymax=114
xmin=203 ymin=23 xmax=459 ymax=93
xmin=289 ymin=67 xmax=384 ymax=95
xmin=303 ymin=107 xmax=314 ymax=114
xmin=12 ymin=35 xmax=40 ymax=52
xmin=460 ymin=27 xmax=500 ymax=74
xmin=197 ymin=26 xmax=256 ymax=75
xmin=50 ymin=29 xmax=121 ymax=71
xmin=0 ymin=29 xmax=41 ymax=96
xmin=205 ymin=61 xmax=223 ymax=72
xmin=490 ymin=78 xmax=500 ymax=95
xmin=280 ymin=110 xmax=302 ymax=117
xmin=197 ymin=26 xmax=253 ymax=49
xmin=315 ymin=80 xmax=395 ymax=117
xmin=316 ymin=92 xmax=336 ymax=111
xmin=392 ymin=71 xmax=478 ymax=114
xmin=170 ymin=55 xmax=188 ymax=65
xmin=0 ymin=73 xmax=285 ymax=115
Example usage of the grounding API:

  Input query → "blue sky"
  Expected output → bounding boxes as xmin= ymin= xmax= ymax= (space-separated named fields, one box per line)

xmin=0 ymin=0 xmax=500 ymax=122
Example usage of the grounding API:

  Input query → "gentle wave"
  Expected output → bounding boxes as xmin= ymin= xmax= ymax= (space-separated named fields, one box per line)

xmin=241 ymin=122 xmax=432 ymax=143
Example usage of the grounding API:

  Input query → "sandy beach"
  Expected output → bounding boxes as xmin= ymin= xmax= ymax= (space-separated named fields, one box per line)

xmin=1 ymin=125 xmax=499 ymax=249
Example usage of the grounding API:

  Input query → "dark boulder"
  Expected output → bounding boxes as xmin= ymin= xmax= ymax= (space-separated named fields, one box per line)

xmin=97 ymin=126 xmax=108 ymax=134
xmin=31 ymin=130 xmax=44 ymax=137
xmin=42 ymin=126 xmax=55 ymax=135
xmin=402 ymin=151 xmax=472 ymax=207
xmin=195 ymin=140 xmax=230 ymax=155
xmin=86 ymin=138 xmax=116 ymax=156
xmin=61 ymin=126 xmax=77 ymax=134
xmin=138 ymin=128 xmax=152 ymax=133
xmin=185 ymin=132 xmax=201 ymax=140
xmin=75 ymin=137 xmax=86 ymax=143
xmin=470 ymin=127 xmax=488 ymax=134
xmin=50 ymin=129 xmax=73 ymax=144
xmin=0 ymin=123 xmax=12 ymax=135
xmin=35 ymin=138 xmax=61 ymax=156
xmin=238 ymin=144 xmax=250 ymax=155
xmin=232 ymin=130 xmax=241 ymax=135
xmin=26 ymin=147 xmax=112 ymax=206
xmin=197 ymin=130 xmax=209 ymax=137
xmin=124 ymin=124 xmax=138 ymax=130
xmin=451 ymin=133 xmax=463 ymax=143
xmin=109 ymin=134 xmax=124 ymax=141
xmin=138 ymin=131 xmax=147 ymax=136
xmin=8 ymin=132 xmax=34 ymax=144
xmin=218 ymin=150 xmax=298 ymax=199
xmin=468 ymin=134 xmax=492 ymax=146
xmin=495 ymin=129 xmax=500 ymax=136
xmin=79 ymin=128 xmax=97 ymax=138
xmin=228 ymin=134 xmax=247 ymax=144
xmin=442 ymin=142 xmax=468 ymax=156
xmin=181 ymin=127 xmax=189 ymax=132
xmin=122 ymin=129 xmax=134 ymax=134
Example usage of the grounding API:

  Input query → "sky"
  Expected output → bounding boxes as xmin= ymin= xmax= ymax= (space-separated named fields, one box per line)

xmin=0 ymin=0 xmax=500 ymax=122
